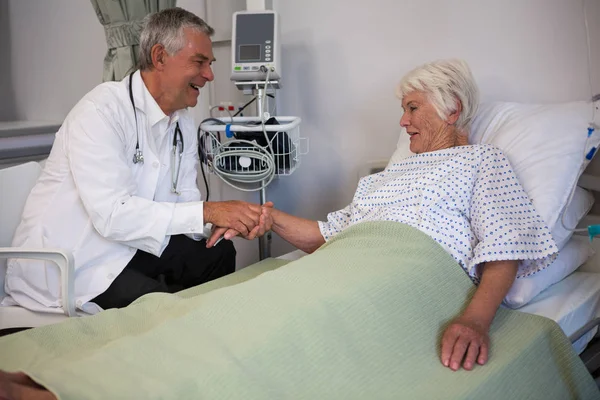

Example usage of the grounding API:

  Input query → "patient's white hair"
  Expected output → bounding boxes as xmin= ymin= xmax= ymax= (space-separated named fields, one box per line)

xmin=397 ymin=59 xmax=480 ymax=132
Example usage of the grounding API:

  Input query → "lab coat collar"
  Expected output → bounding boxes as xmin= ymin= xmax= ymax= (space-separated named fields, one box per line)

xmin=131 ymin=70 xmax=182 ymax=128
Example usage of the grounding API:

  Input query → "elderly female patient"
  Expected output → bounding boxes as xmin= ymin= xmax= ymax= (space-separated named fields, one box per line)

xmin=213 ymin=58 xmax=558 ymax=372
xmin=0 ymin=59 xmax=558 ymax=399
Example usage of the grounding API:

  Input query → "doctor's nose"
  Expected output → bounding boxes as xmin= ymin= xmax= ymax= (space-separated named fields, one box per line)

xmin=204 ymin=66 xmax=215 ymax=82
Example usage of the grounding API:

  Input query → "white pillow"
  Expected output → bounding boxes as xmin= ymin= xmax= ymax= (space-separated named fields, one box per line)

xmin=470 ymin=100 xmax=599 ymax=233
xmin=504 ymin=235 xmax=594 ymax=309
xmin=386 ymin=128 xmax=410 ymax=169
xmin=552 ymin=186 xmax=594 ymax=250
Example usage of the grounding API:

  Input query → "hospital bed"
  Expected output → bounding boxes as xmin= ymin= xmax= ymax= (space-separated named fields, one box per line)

xmin=523 ymin=234 xmax=600 ymax=377
xmin=1 ymin=221 xmax=598 ymax=399
xmin=1 ymin=188 xmax=600 ymax=398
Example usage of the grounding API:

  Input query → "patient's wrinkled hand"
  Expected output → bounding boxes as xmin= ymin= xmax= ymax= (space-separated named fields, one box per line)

xmin=440 ymin=315 xmax=490 ymax=372
xmin=206 ymin=202 xmax=274 ymax=248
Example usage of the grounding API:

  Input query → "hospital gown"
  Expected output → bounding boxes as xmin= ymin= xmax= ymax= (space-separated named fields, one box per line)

xmin=318 ymin=144 xmax=558 ymax=282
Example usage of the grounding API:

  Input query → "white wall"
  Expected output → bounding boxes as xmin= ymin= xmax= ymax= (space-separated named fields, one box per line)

xmin=7 ymin=0 xmax=211 ymax=123
xmin=586 ymin=0 xmax=600 ymax=95
xmin=6 ymin=0 xmax=600 ymax=266
xmin=8 ymin=1 xmax=104 ymax=121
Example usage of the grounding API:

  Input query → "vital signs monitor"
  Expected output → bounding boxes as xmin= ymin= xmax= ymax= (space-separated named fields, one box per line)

xmin=231 ymin=10 xmax=281 ymax=82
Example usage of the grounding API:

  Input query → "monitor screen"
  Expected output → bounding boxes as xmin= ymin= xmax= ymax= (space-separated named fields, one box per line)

xmin=239 ymin=44 xmax=261 ymax=61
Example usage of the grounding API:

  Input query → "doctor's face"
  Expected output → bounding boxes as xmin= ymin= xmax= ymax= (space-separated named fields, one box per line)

xmin=163 ymin=28 xmax=215 ymax=111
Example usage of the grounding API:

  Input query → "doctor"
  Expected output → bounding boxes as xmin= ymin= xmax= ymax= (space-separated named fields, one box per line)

xmin=4 ymin=8 xmax=269 ymax=314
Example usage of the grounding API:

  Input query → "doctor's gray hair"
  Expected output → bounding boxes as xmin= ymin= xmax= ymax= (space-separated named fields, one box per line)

xmin=396 ymin=59 xmax=480 ymax=132
xmin=139 ymin=7 xmax=214 ymax=71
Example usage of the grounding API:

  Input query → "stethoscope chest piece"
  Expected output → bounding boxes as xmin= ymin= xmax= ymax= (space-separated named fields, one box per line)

xmin=133 ymin=147 xmax=144 ymax=164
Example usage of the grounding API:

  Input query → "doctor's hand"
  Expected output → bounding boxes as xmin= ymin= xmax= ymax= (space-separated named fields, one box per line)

xmin=203 ymin=201 xmax=262 ymax=237
xmin=440 ymin=314 xmax=490 ymax=372
xmin=206 ymin=202 xmax=274 ymax=248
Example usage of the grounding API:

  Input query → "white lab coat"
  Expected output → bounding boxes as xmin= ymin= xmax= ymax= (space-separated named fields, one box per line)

xmin=3 ymin=71 xmax=207 ymax=314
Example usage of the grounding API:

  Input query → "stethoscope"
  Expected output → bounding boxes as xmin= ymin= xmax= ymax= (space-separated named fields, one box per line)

xmin=128 ymin=71 xmax=184 ymax=195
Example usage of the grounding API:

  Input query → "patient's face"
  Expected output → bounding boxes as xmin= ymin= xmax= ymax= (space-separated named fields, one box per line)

xmin=400 ymin=91 xmax=452 ymax=154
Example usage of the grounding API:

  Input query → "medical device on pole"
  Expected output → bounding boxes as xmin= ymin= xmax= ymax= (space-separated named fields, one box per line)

xmin=199 ymin=10 xmax=306 ymax=260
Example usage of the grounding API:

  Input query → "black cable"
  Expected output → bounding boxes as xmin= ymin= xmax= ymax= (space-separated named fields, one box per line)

xmin=233 ymin=97 xmax=256 ymax=117
xmin=232 ymin=94 xmax=275 ymax=117
xmin=200 ymin=157 xmax=210 ymax=201
xmin=197 ymin=127 xmax=211 ymax=201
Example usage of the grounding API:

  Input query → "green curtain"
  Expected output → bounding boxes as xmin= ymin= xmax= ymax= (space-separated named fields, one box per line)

xmin=91 ymin=0 xmax=177 ymax=82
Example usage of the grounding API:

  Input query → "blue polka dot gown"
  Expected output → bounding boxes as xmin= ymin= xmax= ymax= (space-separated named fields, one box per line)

xmin=318 ymin=144 xmax=558 ymax=283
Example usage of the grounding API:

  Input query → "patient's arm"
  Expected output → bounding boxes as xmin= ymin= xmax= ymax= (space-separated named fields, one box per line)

xmin=440 ymin=260 xmax=518 ymax=372
xmin=270 ymin=209 xmax=325 ymax=254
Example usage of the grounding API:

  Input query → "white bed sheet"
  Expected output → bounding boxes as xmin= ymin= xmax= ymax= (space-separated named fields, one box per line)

xmin=276 ymin=251 xmax=600 ymax=354
xmin=519 ymin=271 xmax=600 ymax=354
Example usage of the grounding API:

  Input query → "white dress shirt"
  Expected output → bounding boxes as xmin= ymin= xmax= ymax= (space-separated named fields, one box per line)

xmin=3 ymin=71 xmax=207 ymax=314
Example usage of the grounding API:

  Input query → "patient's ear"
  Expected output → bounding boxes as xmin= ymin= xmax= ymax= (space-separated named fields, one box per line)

xmin=446 ymin=99 xmax=462 ymax=125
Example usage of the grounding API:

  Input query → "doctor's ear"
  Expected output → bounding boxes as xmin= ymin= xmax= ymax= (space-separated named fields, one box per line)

xmin=150 ymin=44 xmax=168 ymax=71
xmin=446 ymin=98 xmax=462 ymax=126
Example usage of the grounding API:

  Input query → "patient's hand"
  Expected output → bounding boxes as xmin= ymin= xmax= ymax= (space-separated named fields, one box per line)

xmin=440 ymin=315 xmax=490 ymax=372
xmin=206 ymin=202 xmax=274 ymax=248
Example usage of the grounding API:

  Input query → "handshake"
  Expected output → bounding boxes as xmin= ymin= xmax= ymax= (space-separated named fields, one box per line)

xmin=203 ymin=200 xmax=275 ymax=248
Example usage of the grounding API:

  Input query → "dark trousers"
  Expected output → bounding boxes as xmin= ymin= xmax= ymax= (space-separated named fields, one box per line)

xmin=92 ymin=235 xmax=236 ymax=310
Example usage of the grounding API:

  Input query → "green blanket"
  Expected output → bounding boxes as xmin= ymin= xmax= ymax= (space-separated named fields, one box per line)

xmin=1 ymin=221 xmax=599 ymax=399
